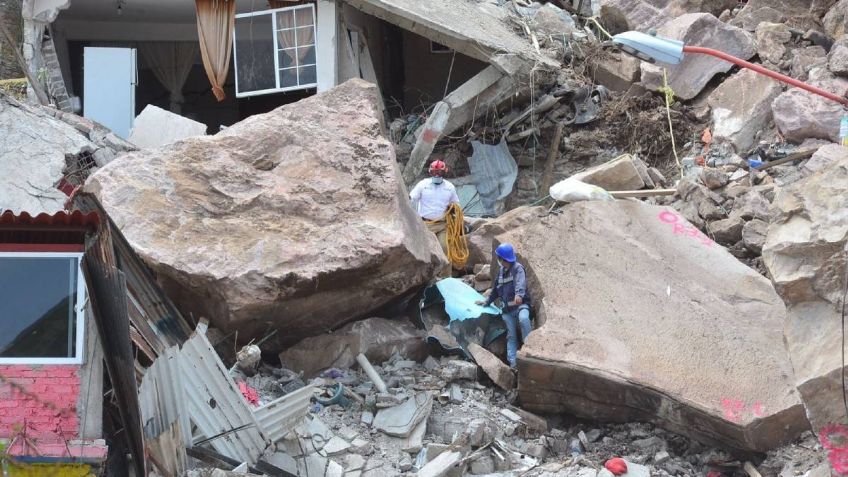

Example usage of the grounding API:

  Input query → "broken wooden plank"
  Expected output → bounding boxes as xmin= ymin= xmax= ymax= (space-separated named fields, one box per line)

xmin=754 ymin=149 xmax=817 ymax=171
xmin=609 ymin=189 xmax=677 ymax=198
xmin=539 ymin=122 xmax=566 ymax=195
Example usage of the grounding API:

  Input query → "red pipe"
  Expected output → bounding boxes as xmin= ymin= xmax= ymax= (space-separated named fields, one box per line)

xmin=683 ymin=45 xmax=848 ymax=107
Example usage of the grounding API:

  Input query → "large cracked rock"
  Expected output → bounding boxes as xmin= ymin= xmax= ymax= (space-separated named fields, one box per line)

xmin=597 ymin=0 xmax=735 ymax=34
xmin=772 ymin=67 xmax=848 ymax=143
xmin=503 ymin=201 xmax=807 ymax=452
xmin=85 ymin=79 xmax=446 ymax=349
xmin=762 ymin=156 xmax=848 ymax=435
xmin=707 ymin=68 xmax=782 ymax=153
xmin=641 ymin=14 xmax=756 ymax=100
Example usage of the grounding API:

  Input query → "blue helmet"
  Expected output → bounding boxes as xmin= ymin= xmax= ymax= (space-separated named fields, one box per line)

xmin=495 ymin=243 xmax=516 ymax=263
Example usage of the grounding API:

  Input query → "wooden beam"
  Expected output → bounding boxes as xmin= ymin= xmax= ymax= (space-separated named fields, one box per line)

xmin=754 ymin=149 xmax=817 ymax=171
xmin=539 ymin=122 xmax=565 ymax=196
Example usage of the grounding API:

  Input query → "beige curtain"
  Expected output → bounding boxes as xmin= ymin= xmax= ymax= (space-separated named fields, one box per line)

xmin=195 ymin=0 xmax=236 ymax=101
xmin=139 ymin=42 xmax=198 ymax=113
xmin=277 ymin=7 xmax=315 ymax=67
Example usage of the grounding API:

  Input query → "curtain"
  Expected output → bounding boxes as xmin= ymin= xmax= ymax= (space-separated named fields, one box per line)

xmin=139 ymin=42 xmax=198 ymax=114
xmin=277 ymin=7 xmax=315 ymax=67
xmin=195 ymin=0 xmax=236 ymax=101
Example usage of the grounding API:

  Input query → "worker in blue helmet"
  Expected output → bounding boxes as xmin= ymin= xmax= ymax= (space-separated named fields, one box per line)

xmin=475 ymin=243 xmax=532 ymax=368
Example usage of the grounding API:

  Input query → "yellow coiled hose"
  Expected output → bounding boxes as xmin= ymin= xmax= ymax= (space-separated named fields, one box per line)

xmin=444 ymin=202 xmax=468 ymax=270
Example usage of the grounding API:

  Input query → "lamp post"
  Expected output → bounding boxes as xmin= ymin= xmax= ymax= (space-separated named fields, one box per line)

xmin=612 ymin=31 xmax=848 ymax=106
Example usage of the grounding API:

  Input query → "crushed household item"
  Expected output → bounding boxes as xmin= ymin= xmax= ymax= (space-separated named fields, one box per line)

xmin=417 ymin=277 xmax=505 ymax=358
xmin=85 ymin=79 xmax=446 ymax=350
xmin=550 ymin=178 xmax=615 ymax=203
xmin=468 ymin=139 xmax=519 ymax=216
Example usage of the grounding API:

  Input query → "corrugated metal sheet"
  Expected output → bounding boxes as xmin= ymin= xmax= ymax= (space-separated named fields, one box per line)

xmin=73 ymin=193 xmax=192 ymax=362
xmin=0 ymin=209 xmax=100 ymax=244
xmin=139 ymin=326 xmax=270 ymax=463
xmin=254 ymin=385 xmax=314 ymax=443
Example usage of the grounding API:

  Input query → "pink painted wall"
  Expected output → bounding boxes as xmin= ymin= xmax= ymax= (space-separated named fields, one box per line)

xmin=0 ymin=364 xmax=81 ymax=456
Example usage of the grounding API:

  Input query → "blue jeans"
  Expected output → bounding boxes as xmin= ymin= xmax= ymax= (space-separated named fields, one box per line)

xmin=502 ymin=305 xmax=531 ymax=368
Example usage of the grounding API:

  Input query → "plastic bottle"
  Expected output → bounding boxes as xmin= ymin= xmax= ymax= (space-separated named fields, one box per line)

xmin=840 ymin=114 xmax=848 ymax=147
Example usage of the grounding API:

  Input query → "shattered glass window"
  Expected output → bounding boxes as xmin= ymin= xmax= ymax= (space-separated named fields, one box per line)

xmin=234 ymin=4 xmax=318 ymax=97
xmin=0 ymin=255 xmax=84 ymax=362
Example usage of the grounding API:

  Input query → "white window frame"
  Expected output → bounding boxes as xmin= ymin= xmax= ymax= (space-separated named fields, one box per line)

xmin=0 ymin=252 xmax=86 ymax=365
xmin=233 ymin=4 xmax=318 ymax=98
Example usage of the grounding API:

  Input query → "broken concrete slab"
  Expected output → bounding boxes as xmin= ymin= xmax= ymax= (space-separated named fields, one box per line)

xmin=127 ymin=104 xmax=207 ymax=149
xmin=1 ymin=92 xmax=94 ymax=213
xmin=468 ymin=343 xmax=515 ymax=390
xmin=762 ymin=155 xmax=848 ymax=435
xmin=279 ymin=317 xmax=428 ymax=377
xmin=505 ymin=201 xmax=806 ymax=452
xmin=417 ymin=450 xmax=463 ymax=477
xmin=772 ymin=67 xmax=848 ymax=144
xmin=85 ymin=79 xmax=446 ymax=349
xmin=373 ymin=392 xmax=433 ymax=437
xmin=707 ymin=68 xmax=783 ymax=153
xmin=641 ymin=14 xmax=756 ymax=100
xmin=570 ymin=154 xmax=646 ymax=191
xmin=386 ymin=418 xmax=427 ymax=453
xmin=440 ymin=359 xmax=479 ymax=382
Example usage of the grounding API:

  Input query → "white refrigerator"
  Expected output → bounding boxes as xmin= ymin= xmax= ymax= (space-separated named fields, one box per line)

xmin=83 ymin=47 xmax=137 ymax=139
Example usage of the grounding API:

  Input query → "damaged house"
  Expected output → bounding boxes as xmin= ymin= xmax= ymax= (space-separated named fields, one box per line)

xmin=20 ymin=0 xmax=556 ymax=170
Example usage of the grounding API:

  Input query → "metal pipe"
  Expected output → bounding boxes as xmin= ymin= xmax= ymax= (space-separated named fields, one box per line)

xmin=682 ymin=45 xmax=848 ymax=106
xmin=356 ymin=353 xmax=388 ymax=393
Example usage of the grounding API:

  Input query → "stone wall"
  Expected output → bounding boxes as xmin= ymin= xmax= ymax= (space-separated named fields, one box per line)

xmin=0 ymin=0 xmax=24 ymax=80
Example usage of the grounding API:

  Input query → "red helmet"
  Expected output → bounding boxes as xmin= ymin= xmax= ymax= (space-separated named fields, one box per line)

xmin=429 ymin=160 xmax=448 ymax=176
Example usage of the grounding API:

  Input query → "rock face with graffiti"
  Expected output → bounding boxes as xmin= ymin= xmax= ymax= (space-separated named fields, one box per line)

xmin=493 ymin=200 xmax=807 ymax=452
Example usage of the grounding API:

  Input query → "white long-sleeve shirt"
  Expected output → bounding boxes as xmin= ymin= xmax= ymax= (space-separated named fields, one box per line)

xmin=409 ymin=178 xmax=460 ymax=220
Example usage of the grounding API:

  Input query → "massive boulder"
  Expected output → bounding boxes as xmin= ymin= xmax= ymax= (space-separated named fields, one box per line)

xmin=597 ymin=0 xmax=735 ymax=34
xmin=85 ymin=79 xmax=446 ymax=348
xmin=731 ymin=0 xmax=817 ymax=32
xmin=641 ymin=14 xmax=756 ymax=100
xmin=503 ymin=201 xmax=807 ymax=452
xmin=762 ymin=156 xmax=848 ymax=434
xmin=772 ymin=67 xmax=848 ymax=143
xmin=707 ymin=68 xmax=783 ymax=153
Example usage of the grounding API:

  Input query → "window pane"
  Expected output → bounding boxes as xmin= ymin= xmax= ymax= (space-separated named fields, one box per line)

xmin=278 ymin=49 xmax=296 ymax=68
xmin=276 ymin=10 xmax=295 ymax=30
xmin=299 ymin=65 xmax=317 ymax=85
xmin=235 ymin=14 xmax=276 ymax=93
xmin=280 ymin=68 xmax=298 ymax=88
xmin=294 ymin=26 xmax=315 ymax=47
xmin=297 ymin=46 xmax=316 ymax=66
xmin=0 ymin=257 xmax=78 ymax=358
xmin=294 ymin=8 xmax=314 ymax=27
xmin=277 ymin=29 xmax=296 ymax=49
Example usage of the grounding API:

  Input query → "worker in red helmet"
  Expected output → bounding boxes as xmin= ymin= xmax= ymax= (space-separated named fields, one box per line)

xmin=409 ymin=159 xmax=460 ymax=273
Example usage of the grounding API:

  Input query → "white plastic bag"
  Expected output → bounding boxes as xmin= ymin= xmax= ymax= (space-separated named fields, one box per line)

xmin=549 ymin=178 xmax=615 ymax=203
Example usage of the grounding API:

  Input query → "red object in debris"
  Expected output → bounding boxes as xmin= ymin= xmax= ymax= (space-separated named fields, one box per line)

xmin=238 ymin=381 xmax=260 ymax=406
xmin=605 ymin=457 xmax=628 ymax=475
xmin=706 ymin=471 xmax=724 ymax=477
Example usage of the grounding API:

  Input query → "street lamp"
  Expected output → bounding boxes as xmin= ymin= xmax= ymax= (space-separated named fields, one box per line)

xmin=612 ymin=31 xmax=848 ymax=106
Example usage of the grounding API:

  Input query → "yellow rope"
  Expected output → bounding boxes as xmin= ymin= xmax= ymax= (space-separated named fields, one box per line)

xmin=444 ymin=203 xmax=469 ymax=270
xmin=659 ymin=68 xmax=683 ymax=178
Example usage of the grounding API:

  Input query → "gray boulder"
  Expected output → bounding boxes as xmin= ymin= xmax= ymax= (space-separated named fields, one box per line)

xmin=707 ymin=68 xmax=783 ymax=153
xmin=507 ymin=201 xmax=806 ymax=452
xmin=772 ymin=67 xmax=848 ymax=143
xmin=641 ymin=14 xmax=756 ymax=100
xmin=85 ymin=79 xmax=446 ymax=349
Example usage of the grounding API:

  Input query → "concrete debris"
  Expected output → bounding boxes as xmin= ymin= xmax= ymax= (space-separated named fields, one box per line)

xmin=440 ymin=359 xmax=479 ymax=382
xmin=772 ymin=67 xmax=848 ymax=144
xmin=502 ymin=201 xmax=806 ymax=452
xmin=127 ymin=104 xmax=207 ymax=149
xmin=641 ymin=13 xmax=756 ymax=100
xmin=85 ymin=79 xmax=445 ymax=350
xmin=0 ymin=91 xmax=134 ymax=214
xmin=707 ymin=68 xmax=783 ymax=153
xmin=467 ymin=342 xmax=516 ymax=390
xmin=279 ymin=318 xmax=428 ymax=377
xmin=373 ymin=392 xmax=433 ymax=437
xmin=570 ymin=154 xmax=648 ymax=191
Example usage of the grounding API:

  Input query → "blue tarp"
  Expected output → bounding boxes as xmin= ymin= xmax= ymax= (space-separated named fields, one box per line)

xmin=418 ymin=278 xmax=505 ymax=358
